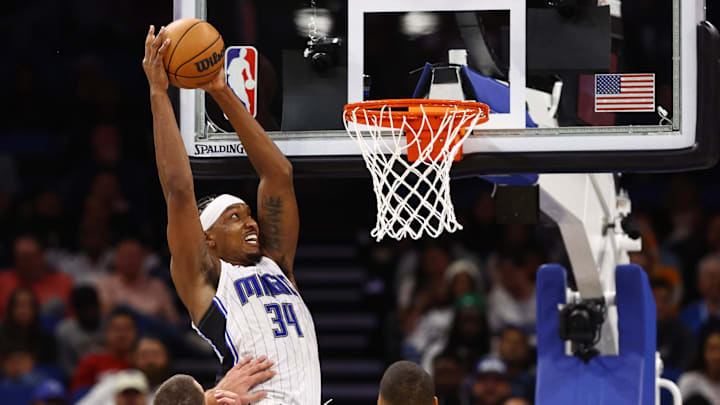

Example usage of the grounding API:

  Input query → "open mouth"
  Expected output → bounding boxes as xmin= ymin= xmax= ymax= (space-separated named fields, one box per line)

xmin=244 ymin=233 xmax=259 ymax=246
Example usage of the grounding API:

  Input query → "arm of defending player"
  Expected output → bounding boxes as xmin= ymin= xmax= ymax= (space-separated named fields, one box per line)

xmin=202 ymin=72 xmax=300 ymax=284
xmin=142 ymin=25 xmax=219 ymax=322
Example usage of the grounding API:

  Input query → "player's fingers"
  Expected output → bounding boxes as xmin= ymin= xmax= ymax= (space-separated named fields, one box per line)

xmin=214 ymin=390 xmax=238 ymax=405
xmin=247 ymin=358 xmax=273 ymax=374
xmin=214 ymin=389 xmax=237 ymax=398
xmin=250 ymin=370 xmax=276 ymax=386
xmin=151 ymin=26 xmax=166 ymax=56
xmin=157 ymin=38 xmax=171 ymax=60
xmin=255 ymin=359 xmax=274 ymax=372
xmin=239 ymin=355 xmax=266 ymax=373
xmin=232 ymin=356 xmax=254 ymax=373
xmin=144 ymin=25 xmax=155 ymax=61
xmin=242 ymin=391 xmax=268 ymax=403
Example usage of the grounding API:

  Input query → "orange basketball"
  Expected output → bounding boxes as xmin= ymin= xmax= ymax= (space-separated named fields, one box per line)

xmin=162 ymin=18 xmax=224 ymax=89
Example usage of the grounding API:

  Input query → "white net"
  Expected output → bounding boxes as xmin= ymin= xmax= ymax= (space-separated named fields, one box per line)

xmin=343 ymin=101 xmax=487 ymax=241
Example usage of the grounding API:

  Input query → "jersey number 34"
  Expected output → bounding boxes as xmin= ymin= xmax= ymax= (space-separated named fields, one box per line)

xmin=265 ymin=303 xmax=304 ymax=338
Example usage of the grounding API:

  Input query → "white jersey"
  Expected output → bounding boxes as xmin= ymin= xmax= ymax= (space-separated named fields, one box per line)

xmin=193 ymin=256 xmax=321 ymax=405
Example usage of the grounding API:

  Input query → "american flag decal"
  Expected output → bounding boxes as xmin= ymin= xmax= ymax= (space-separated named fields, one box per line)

xmin=594 ymin=73 xmax=655 ymax=112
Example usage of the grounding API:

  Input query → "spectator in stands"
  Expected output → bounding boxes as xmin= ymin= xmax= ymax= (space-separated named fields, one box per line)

xmin=662 ymin=175 xmax=705 ymax=302
xmin=56 ymin=286 xmax=104 ymax=376
xmin=404 ymin=260 xmax=482 ymax=369
xmin=134 ymin=336 xmax=171 ymax=395
xmin=496 ymin=327 xmax=535 ymax=402
xmin=446 ymin=260 xmax=483 ymax=299
xmin=0 ymin=235 xmax=73 ymax=320
xmin=678 ymin=322 xmax=720 ymax=404
xmin=65 ymin=125 xmax=150 ymax=229
xmin=112 ymin=370 xmax=149 ymax=405
xmin=433 ymin=352 xmax=465 ymax=405
xmin=19 ymin=190 xmax=71 ymax=251
xmin=77 ymin=336 xmax=172 ymax=404
xmin=71 ymin=308 xmax=137 ymax=396
xmin=706 ymin=213 xmax=720 ymax=253
xmin=95 ymin=238 xmax=179 ymax=324
xmin=652 ymin=278 xmax=695 ymax=371
xmin=465 ymin=357 xmax=512 ymax=405
xmin=440 ymin=294 xmax=490 ymax=372
xmin=681 ymin=254 xmax=720 ymax=335
xmin=47 ymin=216 xmax=113 ymax=286
xmin=0 ymin=288 xmax=57 ymax=364
xmin=31 ymin=379 xmax=68 ymax=405
xmin=459 ymin=191 xmax=500 ymax=258
xmin=487 ymin=249 xmax=536 ymax=334
xmin=0 ymin=341 xmax=47 ymax=385
xmin=396 ymin=242 xmax=454 ymax=332
xmin=395 ymin=241 xmax=458 ymax=365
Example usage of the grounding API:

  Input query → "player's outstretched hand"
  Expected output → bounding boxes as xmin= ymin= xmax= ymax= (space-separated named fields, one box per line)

xmin=213 ymin=389 xmax=240 ymax=405
xmin=142 ymin=25 xmax=171 ymax=94
xmin=200 ymin=67 xmax=227 ymax=94
xmin=207 ymin=355 xmax=276 ymax=405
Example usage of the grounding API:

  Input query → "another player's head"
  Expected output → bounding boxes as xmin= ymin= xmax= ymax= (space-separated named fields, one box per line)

xmin=377 ymin=361 xmax=437 ymax=405
xmin=153 ymin=374 xmax=206 ymax=405
xmin=198 ymin=194 xmax=261 ymax=265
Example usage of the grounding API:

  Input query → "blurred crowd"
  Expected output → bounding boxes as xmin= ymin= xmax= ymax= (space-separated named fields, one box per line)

xmin=370 ymin=171 xmax=720 ymax=405
xmin=0 ymin=128 xmax=216 ymax=405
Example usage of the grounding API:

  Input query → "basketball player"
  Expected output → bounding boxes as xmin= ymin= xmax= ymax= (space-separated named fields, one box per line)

xmin=142 ymin=25 xmax=321 ymax=404
xmin=377 ymin=361 xmax=438 ymax=405
xmin=154 ymin=355 xmax=276 ymax=405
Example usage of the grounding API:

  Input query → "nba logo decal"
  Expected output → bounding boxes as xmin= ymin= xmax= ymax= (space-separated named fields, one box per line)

xmin=225 ymin=46 xmax=258 ymax=117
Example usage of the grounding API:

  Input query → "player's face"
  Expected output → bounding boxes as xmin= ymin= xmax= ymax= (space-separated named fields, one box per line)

xmin=213 ymin=203 xmax=262 ymax=264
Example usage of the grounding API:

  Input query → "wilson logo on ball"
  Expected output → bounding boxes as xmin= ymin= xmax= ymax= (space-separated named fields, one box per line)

xmin=195 ymin=51 xmax=224 ymax=73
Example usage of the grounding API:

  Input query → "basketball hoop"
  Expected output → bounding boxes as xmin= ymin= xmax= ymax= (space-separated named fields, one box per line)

xmin=343 ymin=99 xmax=489 ymax=241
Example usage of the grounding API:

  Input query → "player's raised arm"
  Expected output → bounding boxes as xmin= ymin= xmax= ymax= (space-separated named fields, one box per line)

xmin=202 ymin=70 xmax=300 ymax=285
xmin=142 ymin=25 xmax=218 ymax=322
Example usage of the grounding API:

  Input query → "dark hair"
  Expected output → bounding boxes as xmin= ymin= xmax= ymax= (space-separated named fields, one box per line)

xmin=442 ymin=303 xmax=491 ymax=370
xmin=197 ymin=195 xmax=218 ymax=215
xmin=0 ymin=339 xmax=36 ymax=359
xmin=433 ymin=350 xmax=462 ymax=367
xmin=691 ymin=321 xmax=720 ymax=372
xmin=499 ymin=326 xmax=527 ymax=338
xmin=153 ymin=374 xmax=205 ymax=405
xmin=496 ymin=246 xmax=529 ymax=268
xmin=71 ymin=286 xmax=100 ymax=312
xmin=379 ymin=361 xmax=435 ymax=405
xmin=108 ymin=307 xmax=137 ymax=326
xmin=649 ymin=278 xmax=674 ymax=292
xmin=684 ymin=393 xmax=712 ymax=405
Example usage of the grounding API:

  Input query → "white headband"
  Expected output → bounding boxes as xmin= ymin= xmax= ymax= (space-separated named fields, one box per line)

xmin=200 ymin=194 xmax=246 ymax=231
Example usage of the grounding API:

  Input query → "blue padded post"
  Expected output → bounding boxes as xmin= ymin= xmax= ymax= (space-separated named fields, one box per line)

xmin=535 ymin=264 xmax=656 ymax=405
xmin=461 ymin=66 xmax=538 ymax=128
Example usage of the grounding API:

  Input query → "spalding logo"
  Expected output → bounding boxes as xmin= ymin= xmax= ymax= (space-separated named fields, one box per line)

xmin=195 ymin=51 xmax=223 ymax=73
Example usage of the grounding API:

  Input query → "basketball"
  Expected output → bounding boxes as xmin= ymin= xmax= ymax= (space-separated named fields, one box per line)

xmin=162 ymin=18 xmax=224 ymax=89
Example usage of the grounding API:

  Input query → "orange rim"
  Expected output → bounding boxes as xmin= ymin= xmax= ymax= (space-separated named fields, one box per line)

xmin=343 ymin=99 xmax=490 ymax=122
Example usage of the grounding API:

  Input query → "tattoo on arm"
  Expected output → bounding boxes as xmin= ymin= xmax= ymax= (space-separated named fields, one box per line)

xmin=199 ymin=243 xmax=219 ymax=289
xmin=261 ymin=196 xmax=283 ymax=253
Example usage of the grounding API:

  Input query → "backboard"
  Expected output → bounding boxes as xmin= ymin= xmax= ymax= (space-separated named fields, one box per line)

xmin=173 ymin=0 xmax=719 ymax=178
